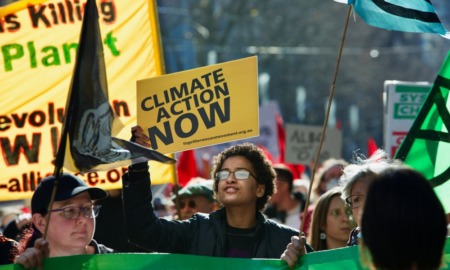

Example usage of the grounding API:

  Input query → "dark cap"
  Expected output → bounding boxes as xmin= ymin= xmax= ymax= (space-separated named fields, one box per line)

xmin=31 ymin=173 xmax=108 ymax=214
xmin=273 ymin=163 xmax=294 ymax=191
xmin=273 ymin=163 xmax=294 ymax=182
xmin=173 ymin=178 xmax=214 ymax=202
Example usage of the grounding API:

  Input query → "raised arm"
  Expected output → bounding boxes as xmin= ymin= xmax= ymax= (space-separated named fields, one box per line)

xmin=121 ymin=126 xmax=192 ymax=253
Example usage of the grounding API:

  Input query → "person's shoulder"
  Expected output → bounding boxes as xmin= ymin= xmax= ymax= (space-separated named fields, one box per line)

xmin=190 ymin=212 xmax=210 ymax=221
xmin=264 ymin=217 xmax=299 ymax=235
xmin=191 ymin=208 xmax=223 ymax=223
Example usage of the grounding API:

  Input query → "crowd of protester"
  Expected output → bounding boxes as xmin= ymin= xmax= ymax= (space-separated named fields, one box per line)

xmin=0 ymin=126 xmax=449 ymax=269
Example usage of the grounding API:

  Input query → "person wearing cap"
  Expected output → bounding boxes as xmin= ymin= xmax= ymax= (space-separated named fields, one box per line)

xmin=264 ymin=163 xmax=304 ymax=230
xmin=173 ymin=177 xmax=217 ymax=220
xmin=122 ymin=126 xmax=310 ymax=268
xmin=15 ymin=173 xmax=112 ymax=269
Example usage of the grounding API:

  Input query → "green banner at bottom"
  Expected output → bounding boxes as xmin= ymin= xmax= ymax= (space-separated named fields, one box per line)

xmin=2 ymin=238 xmax=449 ymax=270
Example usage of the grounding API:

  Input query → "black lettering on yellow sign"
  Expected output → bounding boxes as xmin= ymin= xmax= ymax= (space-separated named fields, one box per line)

xmin=0 ymin=0 xmax=117 ymax=33
xmin=0 ymin=14 xmax=20 ymax=33
xmin=0 ymin=133 xmax=41 ymax=166
xmin=155 ymin=85 xmax=228 ymax=123
xmin=148 ymin=97 xmax=231 ymax=150
xmin=0 ymin=103 xmax=64 ymax=131
xmin=140 ymin=68 xmax=226 ymax=113
xmin=3 ymin=171 xmax=48 ymax=193
xmin=0 ymin=101 xmax=130 ymax=167
xmin=142 ymin=68 xmax=232 ymax=150
xmin=0 ymin=167 xmax=128 ymax=194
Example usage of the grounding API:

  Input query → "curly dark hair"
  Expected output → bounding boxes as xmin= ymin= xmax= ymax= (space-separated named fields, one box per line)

xmin=211 ymin=142 xmax=275 ymax=211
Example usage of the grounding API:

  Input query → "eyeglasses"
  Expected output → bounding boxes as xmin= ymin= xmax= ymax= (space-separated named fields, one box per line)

xmin=180 ymin=200 xmax=196 ymax=209
xmin=345 ymin=194 xmax=365 ymax=209
xmin=51 ymin=204 xmax=101 ymax=219
xmin=215 ymin=169 xmax=256 ymax=181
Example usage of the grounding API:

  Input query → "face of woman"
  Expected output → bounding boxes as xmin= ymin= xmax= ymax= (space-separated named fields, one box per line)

xmin=216 ymin=156 xmax=264 ymax=209
xmin=34 ymin=192 xmax=95 ymax=256
xmin=324 ymin=196 xmax=351 ymax=245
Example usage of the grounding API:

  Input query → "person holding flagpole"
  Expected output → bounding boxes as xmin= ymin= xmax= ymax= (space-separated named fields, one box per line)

xmin=122 ymin=126 xmax=310 ymax=268
xmin=14 ymin=174 xmax=113 ymax=269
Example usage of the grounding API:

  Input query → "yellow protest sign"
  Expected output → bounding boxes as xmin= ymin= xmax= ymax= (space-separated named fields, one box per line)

xmin=137 ymin=56 xmax=259 ymax=154
xmin=0 ymin=0 xmax=175 ymax=201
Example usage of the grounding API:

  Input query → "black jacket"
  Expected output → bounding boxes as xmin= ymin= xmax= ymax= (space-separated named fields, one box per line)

xmin=122 ymin=163 xmax=304 ymax=258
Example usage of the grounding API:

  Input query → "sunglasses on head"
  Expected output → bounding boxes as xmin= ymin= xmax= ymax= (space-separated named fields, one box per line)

xmin=180 ymin=200 xmax=196 ymax=209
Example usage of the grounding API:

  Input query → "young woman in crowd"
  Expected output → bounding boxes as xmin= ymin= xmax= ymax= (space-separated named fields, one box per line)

xmin=122 ymin=126 xmax=310 ymax=268
xmin=308 ymin=187 xmax=354 ymax=251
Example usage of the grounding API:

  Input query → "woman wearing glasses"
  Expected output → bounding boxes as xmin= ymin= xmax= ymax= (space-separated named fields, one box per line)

xmin=339 ymin=149 xmax=397 ymax=246
xmin=15 ymin=173 xmax=112 ymax=269
xmin=122 ymin=126 xmax=310 ymax=268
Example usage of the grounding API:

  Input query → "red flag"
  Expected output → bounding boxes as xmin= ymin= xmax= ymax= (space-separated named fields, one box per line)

xmin=276 ymin=114 xmax=285 ymax=163
xmin=286 ymin=163 xmax=305 ymax=180
xmin=177 ymin=150 xmax=198 ymax=187
xmin=367 ymin=137 xmax=378 ymax=157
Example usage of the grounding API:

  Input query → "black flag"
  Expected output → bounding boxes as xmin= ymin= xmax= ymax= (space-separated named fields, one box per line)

xmin=55 ymin=0 xmax=175 ymax=174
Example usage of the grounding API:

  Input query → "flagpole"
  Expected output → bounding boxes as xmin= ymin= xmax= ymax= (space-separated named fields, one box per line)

xmin=173 ymin=172 xmax=182 ymax=220
xmin=299 ymin=5 xmax=352 ymax=236
xmin=42 ymin=117 xmax=69 ymax=239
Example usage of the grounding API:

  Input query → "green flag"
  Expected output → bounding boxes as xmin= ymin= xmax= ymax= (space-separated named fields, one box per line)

xmin=394 ymin=51 xmax=450 ymax=213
